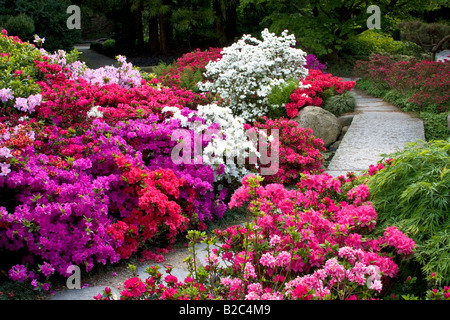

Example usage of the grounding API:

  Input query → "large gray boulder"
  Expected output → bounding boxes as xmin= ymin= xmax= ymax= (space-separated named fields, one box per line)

xmin=292 ymin=106 xmax=342 ymax=147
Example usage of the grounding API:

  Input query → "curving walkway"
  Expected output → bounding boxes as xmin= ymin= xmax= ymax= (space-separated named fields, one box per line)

xmin=326 ymin=79 xmax=425 ymax=177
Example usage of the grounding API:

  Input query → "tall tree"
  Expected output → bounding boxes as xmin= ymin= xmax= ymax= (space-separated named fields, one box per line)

xmin=213 ymin=0 xmax=239 ymax=44
xmin=238 ymin=0 xmax=448 ymax=61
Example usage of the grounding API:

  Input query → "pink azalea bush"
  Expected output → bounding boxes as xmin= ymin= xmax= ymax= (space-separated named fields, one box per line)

xmin=96 ymin=173 xmax=416 ymax=300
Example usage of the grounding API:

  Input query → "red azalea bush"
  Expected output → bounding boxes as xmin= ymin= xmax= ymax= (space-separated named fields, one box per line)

xmin=249 ymin=117 xmax=325 ymax=184
xmin=355 ymin=54 xmax=450 ymax=112
xmin=96 ymin=173 xmax=416 ymax=300
xmin=34 ymin=60 xmax=213 ymax=128
xmin=108 ymin=154 xmax=188 ymax=260
xmin=155 ymin=47 xmax=223 ymax=90
xmin=285 ymin=70 xmax=356 ymax=118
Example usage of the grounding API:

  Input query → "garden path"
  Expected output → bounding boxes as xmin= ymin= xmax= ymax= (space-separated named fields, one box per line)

xmin=74 ymin=43 xmax=119 ymax=69
xmin=47 ymin=74 xmax=425 ymax=300
xmin=325 ymin=79 xmax=425 ymax=177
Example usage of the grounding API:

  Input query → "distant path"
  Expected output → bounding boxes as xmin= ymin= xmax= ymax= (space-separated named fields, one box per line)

xmin=74 ymin=44 xmax=119 ymax=69
xmin=326 ymin=79 xmax=425 ymax=177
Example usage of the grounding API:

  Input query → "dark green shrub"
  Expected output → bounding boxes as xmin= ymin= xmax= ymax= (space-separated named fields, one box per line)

xmin=420 ymin=112 xmax=450 ymax=141
xmin=365 ymin=139 xmax=450 ymax=285
xmin=399 ymin=20 xmax=450 ymax=52
xmin=0 ymin=0 xmax=81 ymax=52
xmin=2 ymin=13 xmax=35 ymax=41
xmin=102 ymin=38 xmax=115 ymax=50
xmin=323 ymin=91 xmax=356 ymax=116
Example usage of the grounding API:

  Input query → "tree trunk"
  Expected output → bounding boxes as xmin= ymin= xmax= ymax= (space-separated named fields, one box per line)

xmin=158 ymin=14 xmax=168 ymax=54
xmin=148 ymin=16 xmax=159 ymax=52
xmin=225 ymin=2 xmax=238 ymax=41
xmin=135 ymin=4 xmax=144 ymax=48
xmin=431 ymin=34 xmax=450 ymax=61
xmin=213 ymin=0 xmax=226 ymax=44
xmin=326 ymin=47 xmax=340 ymax=64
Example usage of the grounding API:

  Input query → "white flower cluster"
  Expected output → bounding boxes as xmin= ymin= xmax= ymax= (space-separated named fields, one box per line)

xmin=87 ymin=106 xmax=104 ymax=119
xmin=198 ymin=28 xmax=309 ymax=122
xmin=163 ymin=104 xmax=261 ymax=183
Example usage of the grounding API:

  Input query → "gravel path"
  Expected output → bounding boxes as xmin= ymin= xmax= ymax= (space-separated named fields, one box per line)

xmin=74 ymin=44 xmax=119 ymax=69
xmin=326 ymin=81 xmax=425 ymax=177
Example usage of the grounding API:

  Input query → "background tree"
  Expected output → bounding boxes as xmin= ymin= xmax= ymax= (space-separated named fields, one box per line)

xmin=0 ymin=0 xmax=81 ymax=52
xmin=237 ymin=0 xmax=448 ymax=61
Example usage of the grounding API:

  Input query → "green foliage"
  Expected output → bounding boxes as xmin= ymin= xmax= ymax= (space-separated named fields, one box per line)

xmin=323 ymin=91 xmax=357 ymax=116
xmin=365 ymin=139 xmax=450 ymax=284
xmin=0 ymin=14 xmax=35 ymax=41
xmin=355 ymin=78 xmax=388 ymax=97
xmin=416 ymin=230 xmax=450 ymax=284
xmin=399 ymin=20 xmax=450 ymax=51
xmin=238 ymin=0 xmax=436 ymax=60
xmin=420 ymin=112 xmax=450 ymax=140
xmin=178 ymin=67 xmax=204 ymax=92
xmin=102 ymin=39 xmax=116 ymax=50
xmin=342 ymin=29 xmax=423 ymax=58
xmin=0 ymin=32 xmax=44 ymax=114
xmin=266 ymin=78 xmax=298 ymax=119
xmin=0 ymin=0 xmax=81 ymax=52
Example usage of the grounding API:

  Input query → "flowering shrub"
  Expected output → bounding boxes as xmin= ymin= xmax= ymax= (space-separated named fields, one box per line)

xmin=355 ymin=54 xmax=450 ymax=113
xmin=250 ymin=117 xmax=325 ymax=184
xmin=163 ymin=104 xmax=260 ymax=184
xmin=304 ymin=54 xmax=327 ymax=72
xmin=97 ymin=173 xmax=415 ymax=300
xmin=198 ymin=29 xmax=309 ymax=122
xmin=0 ymin=29 xmax=44 ymax=117
xmin=285 ymin=69 xmax=356 ymax=118
xmin=0 ymin=30 xmax=228 ymax=292
xmin=155 ymin=48 xmax=223 ymax=91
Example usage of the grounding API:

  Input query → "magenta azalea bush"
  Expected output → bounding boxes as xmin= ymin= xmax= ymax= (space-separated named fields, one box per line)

xmin=95 ymin=173 xmax=416 ymax=300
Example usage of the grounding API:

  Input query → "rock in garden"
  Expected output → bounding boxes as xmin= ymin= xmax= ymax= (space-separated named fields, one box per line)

xmin=329 ymin=140 xmax=341 ymax=151
xmin=339 ymin=126 xmax=349 ymax=140
xmin=293 ymin=106 xmax=342 ymax=147
xmin=338 ymin=114 xmax=354 ymax=127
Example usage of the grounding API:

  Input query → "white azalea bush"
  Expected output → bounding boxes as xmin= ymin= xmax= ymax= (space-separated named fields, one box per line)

xmin=163 ymin=104 xmax=262 ymax=183
xmin=198 ymin=28 xmax=309 ymax=122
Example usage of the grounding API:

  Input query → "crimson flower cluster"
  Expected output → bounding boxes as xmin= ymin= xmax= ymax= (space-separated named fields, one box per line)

xmin=286 ymin=70 xmax=356 ymax=118
xmin=355 ymin=54 xmax=449 ymax=112
xmin=250 ymin=117 xmax=325 ymax=184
